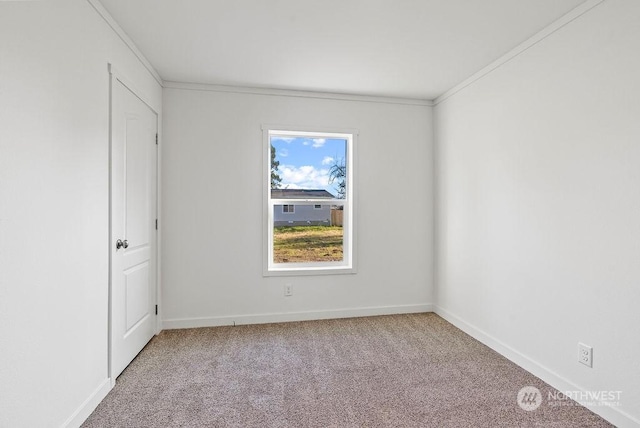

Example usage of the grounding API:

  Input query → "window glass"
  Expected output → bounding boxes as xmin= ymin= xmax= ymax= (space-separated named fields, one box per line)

xmin=265 ymin=129 xmax=354 ymax=274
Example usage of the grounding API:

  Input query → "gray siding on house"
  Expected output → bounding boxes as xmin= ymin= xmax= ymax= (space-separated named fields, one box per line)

xmin=274 ymin=204 xmax=331 ymax=226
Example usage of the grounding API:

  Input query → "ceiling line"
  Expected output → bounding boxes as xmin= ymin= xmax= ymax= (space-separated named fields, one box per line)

xmin=88 ymin=0 xmax=598 ymax=105
xmin=87 ymin=0 xmax=163 ymax=86
xmin=163 ymin=81 xmax=434 ymax=107
xmin=434 ymin=0 xmax=605 ymax=105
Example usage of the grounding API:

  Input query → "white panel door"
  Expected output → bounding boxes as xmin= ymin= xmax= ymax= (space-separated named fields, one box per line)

xmin=110 ymin=76 xmax=157 ymax=379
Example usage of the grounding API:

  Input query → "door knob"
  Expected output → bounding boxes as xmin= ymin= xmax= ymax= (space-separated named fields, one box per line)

xmin=116 ymin=239 xmax=129 ymax=250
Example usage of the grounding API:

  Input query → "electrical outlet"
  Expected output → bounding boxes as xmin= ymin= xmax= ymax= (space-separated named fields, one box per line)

xmin=578 ymin=343 xmax=593 ymax=367
xmin=284 ymin=284 xmax=293 ymax=297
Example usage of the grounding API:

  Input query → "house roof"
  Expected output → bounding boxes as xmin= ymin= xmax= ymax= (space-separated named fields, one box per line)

xmin=271 ymin=189 xmax=335 ymax=199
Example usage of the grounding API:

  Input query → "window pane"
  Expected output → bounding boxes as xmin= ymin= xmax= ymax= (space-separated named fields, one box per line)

xmin=270 ymin=136 xmax=347 ymax=200
xmin=272 ymin=205 xmax=343 ymax=263
xmin=265 ymin=128 xmax=354 ymax=274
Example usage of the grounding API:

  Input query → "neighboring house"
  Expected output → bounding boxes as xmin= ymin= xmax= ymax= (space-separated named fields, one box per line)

xmin=272 ymin=189 xmax=335 ymax=227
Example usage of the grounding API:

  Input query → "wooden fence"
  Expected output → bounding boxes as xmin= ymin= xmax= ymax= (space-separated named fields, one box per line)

xmin=331 ymin=209 xmax=343 ymax=226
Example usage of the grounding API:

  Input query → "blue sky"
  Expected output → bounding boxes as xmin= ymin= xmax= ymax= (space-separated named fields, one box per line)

xmin=271 ymin=136 xmax=346 ymax=196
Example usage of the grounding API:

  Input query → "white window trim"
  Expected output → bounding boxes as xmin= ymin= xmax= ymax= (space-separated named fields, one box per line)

xmin=263 ymin=126 xmax=357 ymax=276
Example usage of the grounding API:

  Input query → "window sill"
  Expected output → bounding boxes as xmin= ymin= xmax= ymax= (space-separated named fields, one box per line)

xmin=263 ymin=265 xmax=356 ymax=277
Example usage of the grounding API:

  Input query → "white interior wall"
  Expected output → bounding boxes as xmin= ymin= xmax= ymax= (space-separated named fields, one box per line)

xmin=0 ymin=1 xmax=162 ymax=427
xmin=161 ymin=87 xmax=434 ymax=327
xmin=3 ymin=0 xmax=636 ymax=426
xmin=434 ymin=0 xmax=640 ymax=425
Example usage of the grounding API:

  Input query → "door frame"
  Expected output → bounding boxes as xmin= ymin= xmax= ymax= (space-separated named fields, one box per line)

xmin=108 ymin=63 xmax=162 ymax=386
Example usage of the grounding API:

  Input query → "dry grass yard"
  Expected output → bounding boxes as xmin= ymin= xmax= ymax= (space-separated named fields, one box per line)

xmin=273 ymin=226 xmax=343 ymax=263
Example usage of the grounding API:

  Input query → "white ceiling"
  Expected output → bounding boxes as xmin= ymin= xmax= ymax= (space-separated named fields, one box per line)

xmin=99 ymin=0 xmax=586 ymax=100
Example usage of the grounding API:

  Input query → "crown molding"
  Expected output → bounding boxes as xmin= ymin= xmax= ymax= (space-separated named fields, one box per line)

xmin=163 ymin=81 xmax=434 ymax=107
xmin=87 ymin=0 xmax=604 ymax=108
xmin=434 ymin=0 xmax=605 ymax=105
xmin=87 ymin=0 xmax=163 ymax=86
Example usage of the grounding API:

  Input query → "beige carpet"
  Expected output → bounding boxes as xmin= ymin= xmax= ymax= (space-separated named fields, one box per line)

xmin=83 ymin=313 xmax=612 ymax=427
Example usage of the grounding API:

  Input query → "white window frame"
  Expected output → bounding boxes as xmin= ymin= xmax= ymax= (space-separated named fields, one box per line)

xmin=263 ymin=126 xmax=357 ymax=276
xmin=283 ymin=204 xmax=295 ymax=213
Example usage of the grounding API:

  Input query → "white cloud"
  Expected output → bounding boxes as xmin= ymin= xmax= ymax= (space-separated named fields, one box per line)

xmin=321 ymin=156 xmax=334 ymax=165
xmin=300 ymin=138 xmax=326 ymax=148
xmin=273 ymin=137 xmax=295 ymax=144
xmin=279 ymin=148 xmax=289 ymax=157
xmin=280 ymin=183 xmax=302 ymax=189
xmin=280 ymin=165 xmax=330 ymax=189
xmin=312 ymin=138 xmax=326 ymax=148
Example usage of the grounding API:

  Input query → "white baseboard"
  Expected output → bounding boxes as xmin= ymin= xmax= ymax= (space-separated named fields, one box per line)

xmin=61 ymin=378 xmax=112 ymax=428
xmin=434 ymin=305 xmax=640 ymax=428
xmin=163 ymin=303 xmax=434 ymax=330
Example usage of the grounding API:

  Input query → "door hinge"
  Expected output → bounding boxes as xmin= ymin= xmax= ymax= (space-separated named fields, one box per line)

xmin=155 ymin=219 xmax=158 ymax=230
xmin=155 ymin=133 xmax=158 ymax=145
xmin=155 ymin=305 xmax=158 ymax=315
